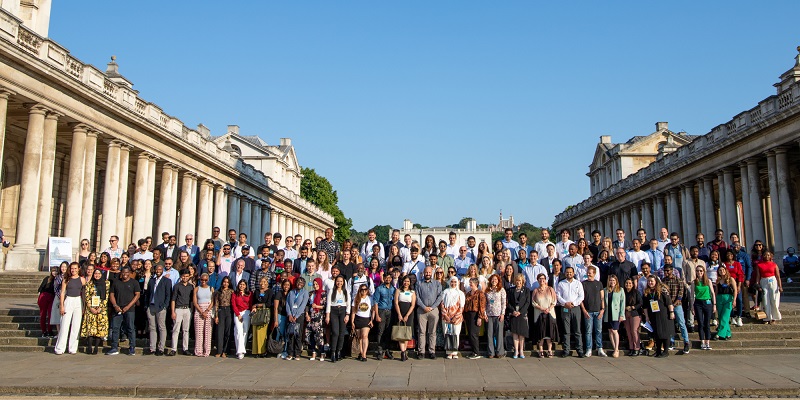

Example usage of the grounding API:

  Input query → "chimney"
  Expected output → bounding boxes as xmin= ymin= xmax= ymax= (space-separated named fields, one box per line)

xmin=227 ymin=125 xmax=239 ymax=135
xmin=600 ymin=135 xmax=611 ymax=144
xmin=656 ymin=122 xmax=669 ymax=131
xmin=280 ymin=138 xmax=292 ymax=146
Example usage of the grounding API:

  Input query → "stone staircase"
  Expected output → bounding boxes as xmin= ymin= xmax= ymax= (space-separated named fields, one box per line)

xmin=1 ymin=271 xmax=800 ymax=355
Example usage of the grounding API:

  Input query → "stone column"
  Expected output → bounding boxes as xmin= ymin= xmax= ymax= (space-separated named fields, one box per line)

xmin=188 ymin=175 xmax=198 ymax=239
xmin=178 ymin=172 xmax=196 ymax=241
xmin=79 ymin=131 xmax=98 ymax=243
xmin=717 ymin=170 xmax=728 ymax=234
xmin=33 ymin=111 xmax=60 ymax=248
xmin=131 ymin=152 xmax=151 ymax=242
xmin=0 ymin=89 xmax=15 ymax=192
xmin=738 ymin=162 xmax=752 ymax=247
xmin=775 ymin=147 xmax=797 ymax=252
xmin=196 ymin=180 xmax=213 ymax=242
xmin=115 ymin=144 xmax=131 ymax=244
xmin=144 ymin=156 xmax=156 ymax=238
xmin=168 ymin=167 xmax=179 ymax=234
xmin=654 ymin=195 xmax=666 ymax=232
xmin=642 ymin=199 xmax=653 ymax=239
xmin=270 ymin=209 xmax=278 ymax=234
xmin=156 ymin=164 xmax=173 ymax=236
xmin=251 ymin=203 xmax=262 ymax=244
xmin=64 ymin=124 xmax=88 ymax=253
xmin=723 ymin=168 xmax=737 ymax=236
xmin=620 ymin=208 xmax=630 ymax=237
xmin=214 ymin=186 xmax=227 ymax=231
xmin=766 ymin=151 xmax=783 ymax=253
xmin=667 ymin=188 xmax=681 ymax=235
xmin=99 ymin=140 xmax=122 ymax=242
xmin=6 ymin=105 xmax=48 ymax=270
xmin=227 ymin=192 xmax=240 ymax=234
xmin=261 ymin=206 xmax=270 ymax=239
xmin=603 ymin=216 xmax=611 ymax=239
xmin=702 ymin=176 xmax=716 ymax=238
xmin=293 ymin=218 xmax=300 ymax=238
xmin=631 ymin=204 xmax=641 ymax=234
xmin=682 ymin=183 xmax=698 ymax=241
xmin=240 ymin=197 xmax=252 ymax=241
xmin=747 ymin=158 xmax=766 ymax=244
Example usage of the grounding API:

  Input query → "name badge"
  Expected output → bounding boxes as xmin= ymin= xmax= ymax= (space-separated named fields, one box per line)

xmin=293 ymin=304 xmax=299 ymax=309
xmin=336 ymin=298 xmax=344 ymax=305
xmin=489 ymin=298 xmax=495 ymax=305
xmin=563 ymin=308 xmax=569 ymax=313
xmin=706 ymin=299 xmax=712 ymax=305
xmin=91 ymin=296 xmax=100 ymax=307
xmin=650 ymin=300 xmax=660 ymax=312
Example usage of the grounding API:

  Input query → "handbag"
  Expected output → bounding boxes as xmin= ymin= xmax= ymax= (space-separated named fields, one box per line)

xmin=391 ymin=321 xmax=413 ymax=341
xmin=251 ymin=308 xmax=271 ymax=326
xmin=267 ymin=328 xmax=285 ymax=354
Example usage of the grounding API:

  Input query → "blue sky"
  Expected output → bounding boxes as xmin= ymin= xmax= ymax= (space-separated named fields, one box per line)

xmin=49 ymin=2 xmax=799 ymax=231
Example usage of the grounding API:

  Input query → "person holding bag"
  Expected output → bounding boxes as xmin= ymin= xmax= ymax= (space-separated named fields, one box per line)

xmin=250 ymin=277 xmax=273 ymax=357
xmin=440 ymin=276 xmax=465 ymax=359
xmin=393 ymin=275 xmax=416 ymax=361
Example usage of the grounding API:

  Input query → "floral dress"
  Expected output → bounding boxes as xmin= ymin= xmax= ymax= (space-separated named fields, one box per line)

xmin=305 ymin=292 xmax=327 ymax=349
xmin=80 ymin=280 xmax=109 ymax=338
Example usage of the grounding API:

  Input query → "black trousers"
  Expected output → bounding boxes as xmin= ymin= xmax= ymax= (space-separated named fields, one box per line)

xmin=329 ymin=306 xmax=348 ymax=353
xmin=375 ymin=309 xmax=392 ymax=352
xmin=216 ymin=306 xmax=232 ymax=355
xmin=561 ymin=307 xmax=583 ymax=354
xmin=464 ymin=311 xmax=481 ymax=354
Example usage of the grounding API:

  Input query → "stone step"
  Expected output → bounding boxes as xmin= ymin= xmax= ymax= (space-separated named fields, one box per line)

xmin=0 ymin=322 xmax=40 ymax=330
xmin=0 ymin=294 xmax=37 ymax=298
xmin=0 ymin=315 xmax=39 ymax=323
xmin=0 ymin=309 xmax=39 ymax=316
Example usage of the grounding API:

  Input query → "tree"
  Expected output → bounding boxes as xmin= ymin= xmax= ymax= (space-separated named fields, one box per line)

xmin=412 ymin=223 xmax=429 ymax=229
xmin=349 ymin=229 xmax=366 ymax=246
xmin=368 ymin=225 xmax=392 ymax=244
xmin=300 ymin=167 xmax=352 ymax=243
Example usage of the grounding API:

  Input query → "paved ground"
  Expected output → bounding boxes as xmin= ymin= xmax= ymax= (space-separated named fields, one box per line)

xmin=1 ymin=352 xmax=799 ymax=398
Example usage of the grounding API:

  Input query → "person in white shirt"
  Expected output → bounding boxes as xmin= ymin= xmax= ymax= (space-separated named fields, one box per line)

xmin=626 ymin=239 xmax=649 ymax=273
xmin=403 ymin=247 xmax=425 ymax=279
xmin=445 ymin=232 xmax=459 ymax=259
xmin=102 ymin=235 xmax=124 ymax=259
xmin=656 ymin=228 xmax=670 ymax=252
xmin=350 ymin=263 xmax=375 ymax=300
xmin=501 ymin=228 xmax=520 ymax=261
xmin=534 ymin=229 xmax=554 ymax=262
xmin=131 ymin=238 xmax=153 ymax=261
xmin=233 ymin=233 xmax=250 ymax=259
xmin=555 ymin=229 xmax=574 ymax=260
xmin=556 ymin=266 xmax=585 ymax=357
xmin=399 ymin=234 xmax=415 ymax=261
xmin=523 ymin=250 xmax=548 ymax=291
xmin=465 ymin=236 xmax=479 ymax=263
xmin=579 ymin=253 xmax=595 ymax=283
xmin=283 ymin=236 xmax=298 ymax=261
xmin=360 ymin=230 xmax=385 ymax=261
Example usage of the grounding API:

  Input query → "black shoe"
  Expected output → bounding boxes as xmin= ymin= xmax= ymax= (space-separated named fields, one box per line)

xmin=416 ymin=352 xmax=424 ymax=360
xmin=360 ymin=355 xmax=367 ymax=362
xmin=386 ymin=351 xmax=394 ymax=360
xmin=560 ymin=351 xmax=570 ymax=358
xmin=578 ymin=352 xmax=586 ymax=358
xmin=155 ymin=350 xmax=164 ymax=356
xmin=143 ymin=349 xmax=153 ymax=355
xmin=401 ymin=351 xmax=407 ymax=362
xmin=428 ymin=353 xmax=436 ymax=360
xmin=711 ymin=336 xmax=719 ymax=341
xmin=166 ymin=350 xmax=176 ymax=356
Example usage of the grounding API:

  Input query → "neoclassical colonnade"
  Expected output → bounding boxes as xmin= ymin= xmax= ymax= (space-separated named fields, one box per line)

xmin=554 ymin=49 xmax=800 ymax=256
xmin=0 ymin=11 xmax=333 ymax=270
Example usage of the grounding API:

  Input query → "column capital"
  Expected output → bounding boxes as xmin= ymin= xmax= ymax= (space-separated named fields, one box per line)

xmin=136 ymin=151 xmax=151 ymax=160
xmin=0 ymin=87 xmax=16 ymax=98
xmin=722 ymin=166 xmax=737 ymax=173
xmin=45 ymin=110 xmax=63 ymax=120
xmin=746 ymin=157 xmax=760 ymax=166
xmin=669 ymin=187 xmax=681 ymax=194
xmin=141 ymin=151 xmax=158 ymax=160
xmin=106 ymin=139 xmax=123 ymax=148
xmin=680 ymin=182 xmax=694 ymax=189
xmin=773 ymin=145 xmax=790 ymax=155
xmin=24 ymin=103 xmax=50 ymax=115
xmin=198 ymin=179 xmax=214 ymax=188
xmin=764 ymin=149 xmax=777 ymax=157
xmin=68 ymin=122 xmax=92 ymax=133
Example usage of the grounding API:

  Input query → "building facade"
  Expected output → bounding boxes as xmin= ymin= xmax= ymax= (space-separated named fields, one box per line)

xmin=397 ymin=219 xmax=493 ymax=248
xmin=554 ymin=47 xmax=800 ymax=258
xmin=0 ymin=4 xmax=334 ymax=270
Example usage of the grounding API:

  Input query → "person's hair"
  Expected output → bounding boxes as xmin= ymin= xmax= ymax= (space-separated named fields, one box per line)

xmin=469 ymin=277 xmax=480 ymax=288
xmin=607 ymin=275 xmax=621 ymax=293
xmin=643 ymin=275 xmax=666 ymax=297
xmin=64 ymin=262 xmax=80 ymax=283
xmin=709 ymin=250 xmax=720 ymax=262
xmin=219 ymin=276 xmax=231 ymax=290
xmin=694 ymin=266 xmax=711 ymax=287
xmin=716 ymin=264 xmax=735 ymax=286
xmin=504 ymin=228 xmax=513 ymax=234
xmin=367 ymin=229 xmax=376 ymax=234
xmin=449 ymin=231 xmax=457 ymax=237
xmin=715 ymin=229 xmax=724 ymax=234
xmin=536 ymin=273 xmax=547 ymax=284
xmin=586 ymin=265 xmax=596 ymax=274
xmin=400 ymin=275 xmax=411 ymax=291
xmin=488 ymin=274 xmax=501 ymax=292
xmin=513 ymin=273 xmax=526 ymax=285
xmin=295 ymin=277 xmax=306 ymax=289
xmin=751 ymin=240 xmax=765 ymax=258
xmin=591 ymin=230 xmax=602 ymax=236
xmin=353 ymin=283 xmax=370 ymax=304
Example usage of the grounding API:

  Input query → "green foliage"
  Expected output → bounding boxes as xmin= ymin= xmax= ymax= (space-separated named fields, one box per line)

xmin=349 ymin=229 xmax=366 ymax=246
xmin=300 ymin=167 xmax=352 ymax=243
xmin=412 ymin=223 xmax=429 ymax=229
xmin=491 ymin=223 xmax=551 ymax=244
xmin=368 ymin=225 xmax=392 ymax=244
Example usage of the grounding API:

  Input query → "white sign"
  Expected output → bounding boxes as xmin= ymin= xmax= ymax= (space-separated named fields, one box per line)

xmin=48 ymin=237 xmax=72 ymax=268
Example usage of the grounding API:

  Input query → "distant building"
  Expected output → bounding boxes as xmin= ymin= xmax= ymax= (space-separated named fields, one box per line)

xmin=489 ymin=211 xmax=516 ymax=233
xmin=397 ymin=219 xmax=493 ymax=248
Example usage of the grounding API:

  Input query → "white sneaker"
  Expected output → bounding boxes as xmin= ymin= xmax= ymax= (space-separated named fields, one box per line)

xmin=237 ymin=353 xmax=244 ymax=359
xmin=585 ymin=350 xmax=592 ymax=358
xmin=596 ymin=349 xmax=607 ymax=357
xmin=711 ymin=319 xmax=718 ymax=326
xmin=736 ymin=317 xmax=744 ymax=327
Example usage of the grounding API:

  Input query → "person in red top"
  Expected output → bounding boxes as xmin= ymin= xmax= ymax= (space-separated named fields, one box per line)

xmin=754 ymin=252 xmax=783 ymax=324
xmin=723 ymin=251 xmax=746 ymax=326
xmin=231 ymin=280 xmax=253 ymax=359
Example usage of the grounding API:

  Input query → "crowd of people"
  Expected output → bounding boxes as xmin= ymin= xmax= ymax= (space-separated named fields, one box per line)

xmin=36 ymin=224 xmax=787 ymax=360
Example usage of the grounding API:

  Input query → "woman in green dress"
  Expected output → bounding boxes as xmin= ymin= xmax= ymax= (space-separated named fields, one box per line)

xmin=714 ymin=266 xmax=738 ymax=340
xmin=80 ymin=268 xmax=109 ymax=354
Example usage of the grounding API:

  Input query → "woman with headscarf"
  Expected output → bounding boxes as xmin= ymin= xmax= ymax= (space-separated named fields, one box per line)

xmin=440 ymin=276 xmax=465 ymax=359
xmin=306 ymin=277 xmax=327 ymax=361
xmin=80 ymin=268 xmax=109 ymax=354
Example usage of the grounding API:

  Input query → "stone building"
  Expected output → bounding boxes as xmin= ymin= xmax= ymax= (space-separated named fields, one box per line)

xmin=397 ymin=219 xmax=493 ymax=249
xmin=554 ymin=47 xmax=800 ymax=257
xmin=0 ymin=3 xmax=334 ymax=270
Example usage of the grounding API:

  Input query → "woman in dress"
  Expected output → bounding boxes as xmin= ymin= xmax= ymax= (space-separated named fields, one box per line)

xmin=326 ymin=275 xmax=350 ymax=363
xmin=213 ymin=276 xmax=234 ymax=357
xmin=393 ymin=275 xmax=416 ymax=361
xmin=532 ymin=273 xmax=558 ymax=358
xmin=506 ymin=273 xmax=530 ymax=359
xmin=754 ymin=251 xmax=782 ymax=324
xmin=231 ymin=279 xmax=253 ymax=359
xmin=440 ymin=276 xmax=465 ymax=359
xmin=250 ymin=277 xmax=272 ymax=357
xmin=694 ymin=266 xmax=716 ymax=350
xmin=193 ymin=273 xmax=215 ymax=357
xmin=714 ymin=266 xmax=737 ymax=340
xmin=644 ymin=275 xmax=674 ymax=358
xmin=37 ymin=267 xmax=58 ymax=338
xmin=622 ymin=277 xmax=643 ymax=356
xmin=306 ymin=277 xmax=327 ymax=361
xmin=604 ymin=274 xmax=626 ymax=358
xmin=368 ymin=256 xmax=383 ymax=288
xmin=54 ymin=262 xmax=86 ymax=355
xmin=351 ymin=283 xmax=373 ymax=362
xmin=485 ymin=274 xmax=507 ymax=358
xmin=80 ymin=268 xmax=109 ymax=354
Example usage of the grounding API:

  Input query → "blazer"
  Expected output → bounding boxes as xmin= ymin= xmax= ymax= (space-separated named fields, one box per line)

xmin=604 ymin=289 xmax=626 ymax=322
xmin=179 ymin=244 xmax=201 ymax=265
xmin=229 ymin=271 xmax=251 ymax=291
xmin=292 ymin=257 xmax=311 ymax=275
xmin=505 ymin=286 xmax=531 ymax=316
xmin=147 ymin=275 xmax=172 ymax=311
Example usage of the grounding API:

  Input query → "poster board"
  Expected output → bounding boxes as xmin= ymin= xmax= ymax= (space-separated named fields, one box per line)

xmin=48 ymin=237 xmax=72 ymax=268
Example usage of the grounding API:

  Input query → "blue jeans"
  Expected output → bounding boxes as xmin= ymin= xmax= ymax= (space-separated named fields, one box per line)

xmin=277 ymin=314 xmax=288 ymax=355
xmin=670 ymin=304 xmax=689 ymax=346
xmin=733 ymin=289 xmax=743 ymax=318
xmin=110 ymin=311 xmax=136 ymax=351
xmin=583 ymin=311 xmax=602 ymax=351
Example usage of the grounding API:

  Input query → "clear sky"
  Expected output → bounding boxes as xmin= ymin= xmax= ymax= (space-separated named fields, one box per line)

xmin=48 ymin=1 xmax=799 ymax=231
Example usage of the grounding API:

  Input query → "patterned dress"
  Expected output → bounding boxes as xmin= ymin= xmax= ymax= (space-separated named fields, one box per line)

xmin=80 ymin=280 xmax=109 ymax=338
xmin=305 ymin=293 xmax=327 ymax=349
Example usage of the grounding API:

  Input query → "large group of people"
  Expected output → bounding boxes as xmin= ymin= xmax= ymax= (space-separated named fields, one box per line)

xmin=37 ymin=224 xmax=786 ymax=360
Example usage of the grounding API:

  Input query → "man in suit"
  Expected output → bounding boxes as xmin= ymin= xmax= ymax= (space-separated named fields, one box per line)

xmin=541 ymin=244 xmax=557 ymax=274
xmin=229 ymin=259 xmax=250 ymax=290
xmin=179 ymin=234 xmax=201 ymax=266
xmin=162 ymin=235 xmax=180 ymax=263
xmin=154 ymin=232 xmax=170 ymax=260
xmin=612 ymin=229 xmax=628 ymax=251
xmin=146 ymin=264 xmax=172 ymax=356
xmin=292 ymin=246 xmax=311 ymax=275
